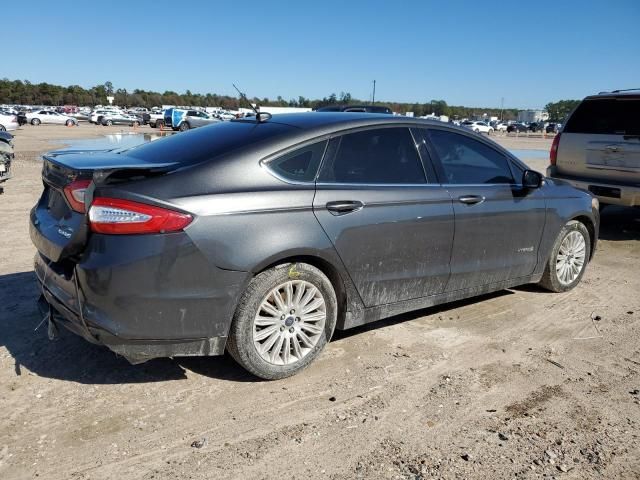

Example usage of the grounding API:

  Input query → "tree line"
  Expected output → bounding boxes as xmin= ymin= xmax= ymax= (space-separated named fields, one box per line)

xmin=1 ymin=78 xmax=572 ymax=120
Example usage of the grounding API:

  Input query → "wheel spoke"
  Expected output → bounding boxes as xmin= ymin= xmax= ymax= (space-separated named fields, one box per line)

xmin=300 ymin=322 xmax=323 ymax=335
xmin=299 ymin=286 xmax=318 ymax=309
xmin=255 ymin=315 xmax=278 ymax=326
xmin=254 ymin=324 xmax=279 ymax=342
xmin=284 ymin=282 xmax=294 ymax=306
xmin=292 ymin=335 xmax=304 ymax=359
xmin=297 ymin=330 xmax=315 ymax=348
xmin=293 ymin=281 xmax=305 ymax=305
xmin=301 ymin=311 xmax=326 ymax=322
xmin=261 ymin=302 xmax=281 ymax=318
xmin=302 ymin=297 xmax=324 ymax=314
xmin=260 ymin=329 xmax=281 ymax=354
xmin=282 ymin=337 xmax=291 ymax=364
xmin=272 ymin=289 xmax=287 ymax=312
xmin=269 ymin=335 xmax=285 ymax=363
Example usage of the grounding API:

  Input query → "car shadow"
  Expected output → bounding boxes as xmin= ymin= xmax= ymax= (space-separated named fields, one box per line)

xmin=598 ymin=206 xmax=640 ymax=241
xmin=332 ymin=290 xmax=514 ymax=341
xmin=0 ymin=270 xmax=256 ymax=384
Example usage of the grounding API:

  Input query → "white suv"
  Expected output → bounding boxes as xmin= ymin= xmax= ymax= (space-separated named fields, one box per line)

xmin=547 ymin=90 xmax=640 ymax=207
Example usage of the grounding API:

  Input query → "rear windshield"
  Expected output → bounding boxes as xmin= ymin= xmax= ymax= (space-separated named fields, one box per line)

xmin=123 ymin=120 xmax=292 ymax=166
xmin=564 ymin=97 xmax=640 ymax=135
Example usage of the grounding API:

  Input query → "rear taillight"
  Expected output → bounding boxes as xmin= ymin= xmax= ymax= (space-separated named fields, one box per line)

xmin=88 ymin=197 xmax=192 ymax=235
xmin=550 ymin=132 xmax=561 ymax=166
xmin=63 ymin=179 xmax=92 ymax=213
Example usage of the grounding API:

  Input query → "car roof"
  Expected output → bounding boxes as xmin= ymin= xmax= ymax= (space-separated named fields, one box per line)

xmin=587 ymin=89 xmax=640 ymax=100
xmin=235 ymin=112 xmax=444 ymax=134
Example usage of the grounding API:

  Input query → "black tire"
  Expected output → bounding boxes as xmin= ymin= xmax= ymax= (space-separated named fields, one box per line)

xmin=31 ymin=118 xmax=40 ymax=126
xmin=227 ymin=262 xmax=338 ymax=380
xmin=105 ymin=119 xmax=113 ymax=126
xmin=179 ymin=122 xmax=190 ymax=132
xmin=132 ymin=121 xmax=140 ymax=127
xmin=538 ymin=220 xmax=591 ymax=292
xmin=66 ymin=119 xmax=74 ymax=126
xmin=0 ymin=125 xmax=5 ymax=131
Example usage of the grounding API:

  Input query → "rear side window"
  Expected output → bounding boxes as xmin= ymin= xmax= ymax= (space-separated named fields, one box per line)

xmin=564 ymin=98 xmax=640 ymax=135
xmin=427 ymin=129 xmax=514 ymax=184
xmin=268 ymin=141 xmax=327 ymax=182
xmin=319 ymin=127 xmax=426 ymax=184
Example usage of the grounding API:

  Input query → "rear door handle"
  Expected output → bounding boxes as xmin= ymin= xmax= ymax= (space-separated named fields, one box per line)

xmin=458 ymin=195 xmax=485 ymax=205
xmin=326 ymin=200 xmax=364 ymax=215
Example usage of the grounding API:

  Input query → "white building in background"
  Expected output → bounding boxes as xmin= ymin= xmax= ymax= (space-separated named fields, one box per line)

xmin=518 ymin=109 xmax=549 ymax=123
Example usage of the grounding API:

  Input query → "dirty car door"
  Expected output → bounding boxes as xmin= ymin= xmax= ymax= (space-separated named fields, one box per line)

xmin=424 ymin=128 xmax=546 ymax=292
xmin=313 ymin=126 xmax=454 ymax=307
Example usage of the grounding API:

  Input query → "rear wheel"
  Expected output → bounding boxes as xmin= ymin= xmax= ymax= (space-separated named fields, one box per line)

xmin=132 ymin=121 xmax=140 ymax=127
xmin=227 ymin=263 xmax=337 ymax=380
xmin=0 ymin=125 xmax=5 ymax=131
xmin=65 ymin=119 xmax=74 ymax=126
xmin=31 ymin=118 xmax=41 ymax=126
xmin=179 ymin=122 xmax=190 ymax=132
xmin=105 ymin=119 xmax=113 ymax=126
xmin=538 ymin=220 xmax=590 ymax=292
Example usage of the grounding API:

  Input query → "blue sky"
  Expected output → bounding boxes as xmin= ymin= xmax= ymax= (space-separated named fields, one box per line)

xmin=3 ymin=0 xmax=639 ymax=108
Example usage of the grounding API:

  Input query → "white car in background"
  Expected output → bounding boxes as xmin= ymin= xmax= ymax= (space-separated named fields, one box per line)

xmin=26 ymin=110 xmax=77 ymax=126
xmin=0 ymin=112 xmax=19 ymax=131
xmin=494 ymin=122 xmax=508 ymax=132
xmin=462 ymin=120 xmax=494 ymax=134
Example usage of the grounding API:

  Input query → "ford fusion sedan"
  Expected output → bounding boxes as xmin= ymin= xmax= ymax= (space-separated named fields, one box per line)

xmin=30 ymin=113 xmax=599 ymax=379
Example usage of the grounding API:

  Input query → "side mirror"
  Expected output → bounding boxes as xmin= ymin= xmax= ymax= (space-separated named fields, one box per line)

xmin=522 ymin=169 xmax=543 ymax=189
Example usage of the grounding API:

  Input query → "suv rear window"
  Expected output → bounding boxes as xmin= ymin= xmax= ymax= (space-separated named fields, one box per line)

xmin=564 ymin=97 xmax=640 ymax=135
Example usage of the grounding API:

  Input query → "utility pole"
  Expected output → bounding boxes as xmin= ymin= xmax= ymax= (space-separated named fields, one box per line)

xmin=372 ymin=80 xmax=376 ymax=104
xmin=500 ymin=97 xmax=504 ymax=121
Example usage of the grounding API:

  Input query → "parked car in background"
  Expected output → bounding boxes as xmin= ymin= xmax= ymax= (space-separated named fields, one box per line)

xmin=528 ymin=122 xmax=546 ymax=132
xmin=462 ymin=121 xmax=494 ymax=134
xmin=546 ymin=123 xmax=562 ymax=134
xmin=0 ymin=131 xmax=14 ymax=192
xmin=0 ymin=112 xmax=19 ymax=131
xmin=26 ymin=110 xmax=78 ymax=126
xmin=315 ymin=105 xmax=393 ymax=114
xmin=30 ymin=113 xmax=599 ymax=379
xmin=507 ymin=122 xmax=529 ymax=133
xmin=547 ymin=89 xmax=640 ymax=207
xmin=494 ymin=122 xmax=508 ymax=132
xmin=100 ymin=112 xmax=141 ymax=127
xmin=164 ymin=108 xmax=221 ymax=131
xmin=148 ymin=111 xmax=166 ymax=128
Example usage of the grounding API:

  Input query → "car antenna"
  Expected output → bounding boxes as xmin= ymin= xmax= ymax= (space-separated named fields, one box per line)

xmin=232 ymin=84 xmax=271 ymax=122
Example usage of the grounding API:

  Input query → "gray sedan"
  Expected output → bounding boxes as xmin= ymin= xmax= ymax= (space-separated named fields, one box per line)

xmin=30 ymin=113 xmax=599 ymax=379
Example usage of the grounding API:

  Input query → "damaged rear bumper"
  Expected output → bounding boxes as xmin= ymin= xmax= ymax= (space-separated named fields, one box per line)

xmin=33 ymin=232 xmax=248 ymax=363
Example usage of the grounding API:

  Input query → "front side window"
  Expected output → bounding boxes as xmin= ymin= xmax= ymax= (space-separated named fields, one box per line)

xmin=318 ymin=127 xmax=426 ymax=184
xmin=427 ymin=129 xmax=514 ymax=184
xmin=267 ymin=140 xmax=327 ymax=182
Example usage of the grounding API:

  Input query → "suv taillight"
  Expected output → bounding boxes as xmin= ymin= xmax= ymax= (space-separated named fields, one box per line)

xmin=550 ymin=133 xmax=561 ymax=166
xmin=88 ymin=197 xmax=192 ymax=235
xmin=63 ymin=179 xmax=92 ymax=213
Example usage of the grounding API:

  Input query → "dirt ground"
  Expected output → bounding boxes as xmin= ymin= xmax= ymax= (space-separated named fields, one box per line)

xmin=1 ymin=124 xmax=639 ymax=479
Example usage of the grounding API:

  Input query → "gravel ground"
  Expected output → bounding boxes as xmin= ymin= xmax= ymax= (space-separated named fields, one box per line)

xmin=1 ymin=124 xmax=639 ymax=479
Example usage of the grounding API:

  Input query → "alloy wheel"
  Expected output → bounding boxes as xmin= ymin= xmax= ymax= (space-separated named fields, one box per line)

xmin=253 ymin=280 xmax=326 ymax=365
xmin=556 ymin=230 xmax=586 ymax=285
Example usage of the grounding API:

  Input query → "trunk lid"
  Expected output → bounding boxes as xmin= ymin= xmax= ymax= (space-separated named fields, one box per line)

xmin=30 ymin=150 xmax=178 ymax=262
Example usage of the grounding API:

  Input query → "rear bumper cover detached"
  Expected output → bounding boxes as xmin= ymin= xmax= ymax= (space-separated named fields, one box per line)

xmin=33 ymin=232 xmax=248 ymax=364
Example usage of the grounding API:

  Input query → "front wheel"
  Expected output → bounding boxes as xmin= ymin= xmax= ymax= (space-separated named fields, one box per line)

xmin=227 ymin=263 xmax=337 ymax=380
xmin=538 ymin=220 xmax=590 ymax=292
xmin=179 ymin=122 xmax=190 ymax=132
xmin=105 ymin=120 xmax=113 ymax=126
xmin=31 ymin=118 xmax=41 ymax=126
xmin=66 ymin=119 xmax=74 ymax=126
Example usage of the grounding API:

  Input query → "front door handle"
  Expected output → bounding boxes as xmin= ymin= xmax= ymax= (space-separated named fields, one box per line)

xmin=458 ymin=195 xmax=485 ymax=205
xmin=326 ymin=200 xmax=364 ymax=215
